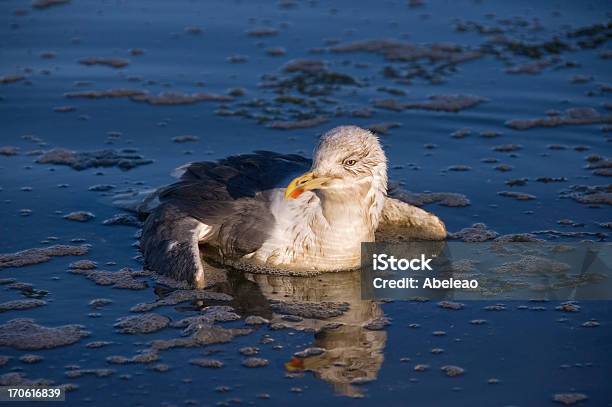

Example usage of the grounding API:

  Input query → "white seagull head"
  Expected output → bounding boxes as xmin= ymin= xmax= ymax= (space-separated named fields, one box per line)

xmin=285 ymin=125 xmax=388 ymax=201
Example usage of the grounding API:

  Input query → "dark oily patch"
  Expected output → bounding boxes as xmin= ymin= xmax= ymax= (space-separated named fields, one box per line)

xmin=0 ymin=244 xmax=89 ymax=269
xmin=0 ymin=372 xmax=53 ymax=387
xmin=331 ymin=39 xmax=481 ymax=64
xmin=131 ymin=91 xmax=231 ymax=105
xmin=493 ymin=144 xmax=522 ymax=152
xmin=268 ymin=64 xmax=357 ymax=90
xmin=495 ymin=233 xmax=542 ymax=243
xmin=246 ymin=27 xmax=279 ymax=37
xmin=552 ymin=393 xmax=588 ymax=405
xmin=484 ymin=304 xmax=507 ymax=311
xmin=572 ymin=192 xmax=611 ymax=205
xmin=65 ymin=368 xmax=114 ymax=379
xmin=0 ymin=319 xmax=89 ymax=350
xmin=70 ymin=267 xmax=151 ymax=290
xmin=19 ymin=354 xmax=44 ymax=364
xmin=505 ymin=58 xmax=555 ymax=75
xmin=456 ymin=19 xmax=609 ymax=59
xmin=184 ymin=25 xmax=203 ymax=35
xmin=450 ymin=223 xmax=499 ymax=242
xmin=218 ymin=61 xmax=358 ymax=129
xmin=0 ymin=299 xmax=46 ymax=312
xmin=584 ymin=154 xmax=612 ymax=177
xmin=78 ymin=57 xmax=129 ymax=68
xmin=89 ymin=298 xmax=113 ymax=308
xmin=172 ymin=135 xmax=199 ymax=143
xmin=268 ymin=116 xmax=329 ymax=130
xmin=149 ymin=363 xmax=170 ymax=372
xmin=53 ymin=105 xmax=76 ymax=113
xmin=102 ymin=213 xmax=141 ymax=227
xmin=392 ymin=191 xmax=470 ymax=207
xmin=378 ymin=86 xmax=406 ymax=96
xmin=65 ymin=89 xmax=147 ymax=99
xmin=269 ymin=299 xmax=349 ymax=319
xmin=351 ymin=107 xmax=374 ymax=118
xmin=130 ymin=289 xmax=232 ymax=312
xmin=171 ymin=306 xmax=240 ymax=331
xmin=0 ymin=75 xmax=26 ymax=85
xmin=63 ymin=211 xmax=95 ymax=222
xmin=239 ymin=347 xmax=260 ymax=356
xmin=446 ymin=165 xmax=471 ymax=171
xmin=557 ymin=218 xmax=582 ymax=227
xmin=0 ymin=278 xmax=17 ymax=285
xmin=592 ymin=168 xmax=612 ymax=177
xmin=374 ymin=94 xmax=486 ymax=112
xmin=559 ymin=184 xmax=612 ymax=206
xmin=498 ymin=191 xmax=536 ymax=200
xmin=495 ymin=164 xmax=515 ymax=173
xmin=441 ymin=365 xmax=465 ymax=377
xmin=88 ymin=184 xmax=116 ymax=191
xmin=69 ymin=259 xmax=97 ymax=270
xmin=6 ymin=281 xmax=47 ymax=299
xmin=530 ymin=229 xmax=606 ymax=240
xmin=228 ymin=87 xmax=246 ymax=97
xmin=0 ymin=146 xmax=19 ymax=156
xmin=506 ymin=107 xmax=612 ymax=130
xmin=448 ymin=259 xmax=478 ymax=273
xmin=451 ymin=128 xmax=472 ymax=138
xmin=85 ymin=341 xmax=113 ymax=349
xmin=283 ymin=59 xmax=326 ymax=73
xmin=32 ymin=0 xmax=70 ymax=9
xmin=106 ymin=350 xmax=159 ymax=364
xmin=226 ymin=54 xmax=249 ymax=63
xmin=36 ymin=148 xmax=153 ymax=171
xmin=555 ymin=302 xmax=581 ymax=313
xmin=494 ymin=255 xmax=570 ymax=275
xmin=242 ymin=357 xmax=269 ymax=368
xmin=6 ymin=281 xmax=32 ymax=291
xmin=150 ymin=326 xmax=252 ymax=350
xmin=114 ymin=313 xmax=170 ymax=334
xmin=266 ymin=46 xmax=286 ymax=57
xmin=189 ymin=358 xmax=224 ymax=368
xmin=505 ymin=178 xmax=528 ymax=186
xmin=437 ymin=301 xmax=465 ymax=310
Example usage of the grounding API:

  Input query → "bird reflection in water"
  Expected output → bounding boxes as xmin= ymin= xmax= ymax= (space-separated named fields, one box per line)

xmin=217 ymin=270 xmax=386 ymax=398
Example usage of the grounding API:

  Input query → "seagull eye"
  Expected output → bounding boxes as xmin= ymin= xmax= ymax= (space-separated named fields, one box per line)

xmin=343 ymin=159 xmax=357 ymax=167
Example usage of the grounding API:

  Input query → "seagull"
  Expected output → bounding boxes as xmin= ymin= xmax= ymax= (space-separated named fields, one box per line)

xmin=140 ymin=126 xmax=446 ymax=288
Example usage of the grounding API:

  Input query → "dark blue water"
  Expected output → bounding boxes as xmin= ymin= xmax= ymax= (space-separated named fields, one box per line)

xmin=1 ymin=0 xmax=611 ymax=406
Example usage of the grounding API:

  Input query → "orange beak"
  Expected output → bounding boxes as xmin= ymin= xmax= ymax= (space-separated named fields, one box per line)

xmin=285 ymin=356 xmax=305 ymax=372
xmin=284 ymin=172 xmax=332 ymax=200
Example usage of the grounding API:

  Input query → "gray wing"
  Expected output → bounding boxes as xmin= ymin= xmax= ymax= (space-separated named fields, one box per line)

xmin=141 ymin=151 xmax=311 ymax=288
xmin=378 ymin=183 xmax=447 ymax=241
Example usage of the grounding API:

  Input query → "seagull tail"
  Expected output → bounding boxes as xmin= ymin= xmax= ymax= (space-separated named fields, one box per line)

xmin=141 ymin=203 xmax=208 ymax=288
